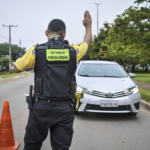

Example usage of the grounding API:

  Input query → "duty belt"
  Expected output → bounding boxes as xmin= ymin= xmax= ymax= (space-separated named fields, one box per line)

xmin=35 ymin=98 xmax=73 ymax=104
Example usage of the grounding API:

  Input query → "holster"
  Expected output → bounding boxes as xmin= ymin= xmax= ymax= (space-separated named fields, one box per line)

xmin=26 ymin=96 xmax=34 ymax=110
xmin=26 ymin=85 xmax=33 ymax=110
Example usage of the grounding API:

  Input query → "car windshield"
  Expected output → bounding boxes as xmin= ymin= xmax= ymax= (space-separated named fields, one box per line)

xmin=78 ymin=63 xmax=128 ymax=77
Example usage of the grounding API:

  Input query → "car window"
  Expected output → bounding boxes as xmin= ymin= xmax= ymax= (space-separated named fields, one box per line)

xmin=78 ymin=63 xmax=128 ymax=77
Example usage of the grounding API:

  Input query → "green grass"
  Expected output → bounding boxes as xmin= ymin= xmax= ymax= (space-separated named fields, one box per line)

xmin=133 ymin=73 xmax=150 ymax=84
xmin=0 ymin=72 xmax=32 ymax=79
xmin=139 ymin=88 xmax=150 ymax=103
xmin=125 ymin=69 xmax=150 ymax=73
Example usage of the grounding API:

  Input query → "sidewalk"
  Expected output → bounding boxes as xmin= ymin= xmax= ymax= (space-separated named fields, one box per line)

xmin=134 ymin=81 xmax=150 ymax=110
xmin=0 ymin=73 xmax=33 ymax=83
xmin=134 ymin=81 xmax=150 ymax=91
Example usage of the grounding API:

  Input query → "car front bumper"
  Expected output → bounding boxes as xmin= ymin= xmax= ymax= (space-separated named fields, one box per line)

xmin=78 ymin=92 xmax=141 ymax=113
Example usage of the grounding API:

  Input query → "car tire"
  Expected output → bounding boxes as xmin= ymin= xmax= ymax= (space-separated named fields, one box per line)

xmin=127 ymin=113 xmax=137 ymax=116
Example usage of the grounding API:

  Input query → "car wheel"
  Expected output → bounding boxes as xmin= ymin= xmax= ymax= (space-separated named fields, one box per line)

xmin=127 ymin=113 xmax=137 ymax=116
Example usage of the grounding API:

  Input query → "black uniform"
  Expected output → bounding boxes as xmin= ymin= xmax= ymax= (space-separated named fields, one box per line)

xmin=24 ymin=37 xmax=76 ymax=150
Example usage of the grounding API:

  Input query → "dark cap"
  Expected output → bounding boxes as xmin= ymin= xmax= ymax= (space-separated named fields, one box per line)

xmin=47 ymin=19 xmax=66 ymax=33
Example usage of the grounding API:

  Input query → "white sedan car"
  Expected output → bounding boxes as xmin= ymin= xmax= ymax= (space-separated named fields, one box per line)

xmin=75 ymin=61 xmax=141 ymax=116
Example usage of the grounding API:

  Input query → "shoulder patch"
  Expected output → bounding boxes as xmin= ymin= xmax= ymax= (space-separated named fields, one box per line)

xmin=76 ymin=48 xmax=79 ymax=54
xmin=32 ymin=50 xmax=35 ymax=55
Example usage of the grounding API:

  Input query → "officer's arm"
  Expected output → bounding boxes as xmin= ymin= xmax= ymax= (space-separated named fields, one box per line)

xmin=83 ymin=11 xmax=92 ymax=48
xmin=70 ymin=11 xmax=92 ymax=63
xmin=13 ymin=46 xmax=35 ymax=73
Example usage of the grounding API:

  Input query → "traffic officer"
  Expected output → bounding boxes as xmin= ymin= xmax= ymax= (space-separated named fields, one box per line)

xmin=13 ymin=10 xmax=92 ymax=150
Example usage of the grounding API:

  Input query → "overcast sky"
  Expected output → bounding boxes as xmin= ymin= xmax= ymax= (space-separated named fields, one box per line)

xmin=0 ymin=0 xmax=136 ymax=51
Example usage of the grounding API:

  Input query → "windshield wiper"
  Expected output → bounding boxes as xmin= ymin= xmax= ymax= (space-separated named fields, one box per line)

xmin=103 ymin=75 xmax=119 ymax=78
xmin=79 ymin=75 xmax=91 ymax=77
xmin=79 ymin=75 xmax=120 ymax=77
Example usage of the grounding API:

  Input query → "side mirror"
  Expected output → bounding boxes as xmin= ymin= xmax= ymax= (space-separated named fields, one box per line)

xmin=129 ymin=73 xmax=136 ymax=78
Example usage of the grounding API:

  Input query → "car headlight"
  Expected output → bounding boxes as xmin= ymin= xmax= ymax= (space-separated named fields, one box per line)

xmin=77 ymin=86 xmax=83 ymax=92
xmin=77 ymin=86 xmax=93 ymax=94
xmin=124 ymin=87 xmax=139 ymax=95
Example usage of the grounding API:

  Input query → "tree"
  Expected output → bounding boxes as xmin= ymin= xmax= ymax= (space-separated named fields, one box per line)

xmin=134 ymin=0 xmax=150 ymax=5
xmin=81 ymin=21 xmax=112 ymax=61
xmin=105 ymin=0 xmax=150 ymax=72
xmin=1 ymin=56 xmax=9 ymax=71
xmin=0 ymin=42 xmax=26 ymax=61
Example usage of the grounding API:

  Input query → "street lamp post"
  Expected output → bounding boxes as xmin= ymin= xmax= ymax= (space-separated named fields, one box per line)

xmin=94 ymin=3 xmax=101 ymax=36
xmin=83 ymin=31 xmax=85 ymax=40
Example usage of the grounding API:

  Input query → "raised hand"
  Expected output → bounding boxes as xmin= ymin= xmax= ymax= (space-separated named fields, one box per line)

xmin=82 ymin=10 xmax=92 ymax=28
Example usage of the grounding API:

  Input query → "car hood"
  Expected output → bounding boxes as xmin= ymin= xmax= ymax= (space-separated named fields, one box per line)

xmin=76 ymin=76 xmax=136 ymax=91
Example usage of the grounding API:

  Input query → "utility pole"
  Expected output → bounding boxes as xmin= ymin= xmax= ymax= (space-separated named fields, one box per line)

xmin=19 ymin=39 xmax=21 ymax=47
xmin=94 ymin=3 xmax=101 ymax=36
xmin=19 ymin=39 xmax=21 ymax=58
xmin=3 ymin=24 xmax=18 ymax=74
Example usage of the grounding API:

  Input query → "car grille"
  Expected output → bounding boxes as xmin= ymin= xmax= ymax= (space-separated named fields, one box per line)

xmin=91 ymin=90 xmax=126 ymax=98
xmin=86 ymin=104 xmax=131 ymax=111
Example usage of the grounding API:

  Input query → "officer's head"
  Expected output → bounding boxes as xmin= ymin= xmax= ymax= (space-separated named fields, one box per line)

xmin=45 ymin=19 xmax=66 ymax=39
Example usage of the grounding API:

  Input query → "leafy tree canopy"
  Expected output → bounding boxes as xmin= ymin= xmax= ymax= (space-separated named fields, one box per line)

xmin=134 ymin=0 xmax=150 ymax=5
xmin=0 ymin=42 xmax=26 ymax=61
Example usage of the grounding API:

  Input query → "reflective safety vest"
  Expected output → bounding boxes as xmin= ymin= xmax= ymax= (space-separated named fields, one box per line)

xmin=34 ymin=37 xmax=77 ymax=100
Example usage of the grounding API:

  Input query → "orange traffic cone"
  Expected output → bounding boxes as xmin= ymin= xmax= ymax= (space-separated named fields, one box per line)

xmin=0 ymin=101 xmax=20 ymax=150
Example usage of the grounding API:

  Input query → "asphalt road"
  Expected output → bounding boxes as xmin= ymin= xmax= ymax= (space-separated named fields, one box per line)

xmin=0 ymin=75 xmax=150 ymax=150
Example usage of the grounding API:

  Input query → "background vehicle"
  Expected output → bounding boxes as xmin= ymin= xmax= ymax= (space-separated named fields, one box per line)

xmin=75 ymin=61 xmax=141 ymax=116
xmin=26 ymin=67 xmax=33 ymax=71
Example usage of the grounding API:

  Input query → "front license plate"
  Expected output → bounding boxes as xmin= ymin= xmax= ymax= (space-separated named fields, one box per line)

xmin=100 ymin=100 xmax=119 ymax=107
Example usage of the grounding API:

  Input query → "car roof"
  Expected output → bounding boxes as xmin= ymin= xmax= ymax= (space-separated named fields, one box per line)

xmin=80 ymin=60 xmax=118 ymax=64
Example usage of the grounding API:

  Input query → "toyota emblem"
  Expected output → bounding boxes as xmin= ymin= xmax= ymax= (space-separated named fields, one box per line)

xmin=105 ymin=92 xmax=113 ymax=98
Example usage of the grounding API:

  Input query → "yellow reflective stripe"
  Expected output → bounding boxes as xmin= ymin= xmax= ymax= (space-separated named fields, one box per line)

xmin=46 ymin=49 xmax=70 ymax=61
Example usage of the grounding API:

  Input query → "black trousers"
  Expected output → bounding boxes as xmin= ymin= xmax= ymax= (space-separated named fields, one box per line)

xmin=23 ymin=101 xmax=74 ymax=150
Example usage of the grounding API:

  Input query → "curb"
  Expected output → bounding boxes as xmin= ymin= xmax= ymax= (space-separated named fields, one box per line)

xmin=141 ymin=100 xmax=150 ymax=110
xmin=0 ymin=73 xmax=33 ymax=84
